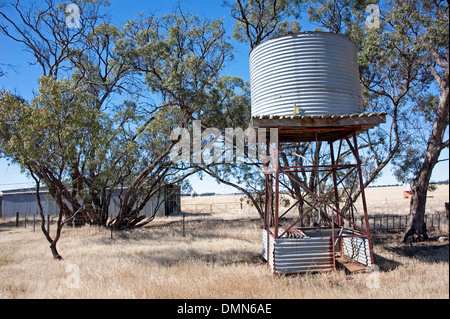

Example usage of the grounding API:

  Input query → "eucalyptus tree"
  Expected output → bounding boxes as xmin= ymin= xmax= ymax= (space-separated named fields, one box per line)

xmin=0 ymin=1 xmax=249 ymax=258
xmin=0 ymin=77 xmax=107 ymax=259
xmin=227 ymin=0 xmax=303 ymax=48
xmin=305 ymin=0 xmax=448 ymax=241
xmin=0 ymin=0 xmax=114 ymax=259
xmin=384 ymin=0 xmax=448 ymax=242
xmin=108 ymin=9 xmax=251 ymax=228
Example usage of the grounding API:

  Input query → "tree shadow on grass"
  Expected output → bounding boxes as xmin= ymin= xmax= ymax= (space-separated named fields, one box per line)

xmin=0 ymin=220 xmax=20 ymax=232
xmin=95 ymin=217 xmax=266 ymax=268
xmin=373 ymin=252 xmax=402 ymax=272
xmin=385 ymin=242 xmax=449 ymax=264
xmin=372 ymin=233 xmax=449 ymax=269
xmin=143 ymin=248 xmax=265 ymax=267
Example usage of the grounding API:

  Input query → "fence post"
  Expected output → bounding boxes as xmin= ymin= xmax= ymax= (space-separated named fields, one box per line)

xmin=33 ymin=214 xmax=36 ymax=232
xmin=47 ymin=215 xmax=50 ymax=233
xmin=15 ymin=212 xmax=19 ymax=227
xmin=182 ymin=213 xmax=186 ymax=237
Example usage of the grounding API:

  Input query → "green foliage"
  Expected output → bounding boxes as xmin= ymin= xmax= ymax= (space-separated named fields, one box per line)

xmin=1 ymin=2 xmax=251 ymax=230
xmin=227 ymin=0 xmax=303 ymax=48
xmin=123 ymin=10 xmax=241 ymax=127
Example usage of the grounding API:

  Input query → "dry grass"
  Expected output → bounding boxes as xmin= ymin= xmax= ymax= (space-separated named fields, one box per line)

xmin=0 ymin=204 xmax=448 ymax=299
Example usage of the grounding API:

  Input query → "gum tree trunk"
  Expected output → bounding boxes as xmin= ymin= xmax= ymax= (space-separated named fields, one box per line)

xmin=403 ymin=71 xmax=449 ymax=242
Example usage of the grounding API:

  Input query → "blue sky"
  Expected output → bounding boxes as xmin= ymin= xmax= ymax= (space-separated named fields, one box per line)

xmin=0 ymin=0 xmax=448 ymax=193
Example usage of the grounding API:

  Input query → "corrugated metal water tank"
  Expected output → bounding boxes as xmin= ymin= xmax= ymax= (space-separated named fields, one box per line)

xmin=250 ymin=32 xmax=363 ymax=117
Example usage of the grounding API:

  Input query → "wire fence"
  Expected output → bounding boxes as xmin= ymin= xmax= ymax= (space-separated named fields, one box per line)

xmin=180 ymin=203 xmax=448 ymax=232
xmin=181 ymin=202 xmax=250 ymax=214
xmin=367 ymin=213 xmax=446 ymax=232
xmin=346 ymin=213 xmax=448 ymax=233
xmin=6 ymin=209 xmax=449 ymax=234
xmin=4 ymin=212 xmax=57 ymax=232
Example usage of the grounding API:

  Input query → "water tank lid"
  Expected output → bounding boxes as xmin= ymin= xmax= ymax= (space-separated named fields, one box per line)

xmin=249 ymin=31 xmax=357 ymax=55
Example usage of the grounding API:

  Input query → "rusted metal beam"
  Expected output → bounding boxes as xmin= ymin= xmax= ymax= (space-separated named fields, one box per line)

xmin=260 ymin=123 xmax=376 ymax=274
xmin=351 ymin=133 xmax=375 ymax=269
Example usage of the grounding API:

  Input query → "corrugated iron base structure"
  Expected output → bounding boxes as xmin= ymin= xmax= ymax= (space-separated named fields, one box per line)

xmin=262 ymin=228 xmax=372 ymax=274
xmin=252 ymin=114 xmax=386 ymax=274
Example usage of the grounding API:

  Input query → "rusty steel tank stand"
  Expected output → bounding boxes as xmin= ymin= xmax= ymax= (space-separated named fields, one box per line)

xmin=253 ymin=113 xmax=386 ymax=274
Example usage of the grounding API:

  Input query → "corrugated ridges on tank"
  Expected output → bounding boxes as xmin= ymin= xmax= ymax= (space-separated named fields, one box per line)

xmin=250 ymin=32 xmax=363 ymax=117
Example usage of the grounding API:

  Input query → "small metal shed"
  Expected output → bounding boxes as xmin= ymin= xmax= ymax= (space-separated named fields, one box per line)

xmin=0 ymin=188 xmax=59 ymax=218
xmin=0 ymin=185 xmax=180 ymax=219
